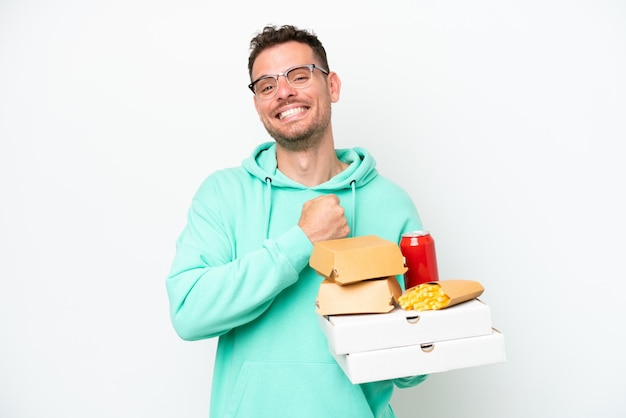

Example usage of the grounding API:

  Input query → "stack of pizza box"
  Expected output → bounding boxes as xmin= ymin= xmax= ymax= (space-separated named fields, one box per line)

xmin=310 ymin=235 xmax=506 ymax=384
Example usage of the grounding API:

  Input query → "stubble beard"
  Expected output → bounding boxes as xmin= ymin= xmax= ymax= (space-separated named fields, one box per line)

xmin=263 ymin=103 xmax=332 ymax=152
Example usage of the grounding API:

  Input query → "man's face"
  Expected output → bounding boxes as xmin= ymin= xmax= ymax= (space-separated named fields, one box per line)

xmin=251 ymin=41 xmax=340 ymax=152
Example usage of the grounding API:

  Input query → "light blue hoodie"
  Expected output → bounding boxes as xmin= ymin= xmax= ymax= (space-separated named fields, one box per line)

xmin=167 ymin=142 xmax=427 ymax=418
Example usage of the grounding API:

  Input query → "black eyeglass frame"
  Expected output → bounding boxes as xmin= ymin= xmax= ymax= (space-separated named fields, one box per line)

xmin=248 ymin=64 xmax=329 ymax=97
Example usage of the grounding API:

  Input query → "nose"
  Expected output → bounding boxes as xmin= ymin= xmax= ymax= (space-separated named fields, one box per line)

xmin=275 ymin=75 xmax=297 ymax=99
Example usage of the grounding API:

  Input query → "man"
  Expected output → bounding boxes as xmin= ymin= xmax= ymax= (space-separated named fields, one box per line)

xmin=166 ymin=24 xmax=427 ymax=418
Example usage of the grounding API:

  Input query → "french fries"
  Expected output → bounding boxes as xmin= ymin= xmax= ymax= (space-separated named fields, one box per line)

xmin=398 ymin=283 xmax=451 ymax=311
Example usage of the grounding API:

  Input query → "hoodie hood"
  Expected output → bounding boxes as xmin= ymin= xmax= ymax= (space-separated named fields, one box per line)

xmin=242 ymin=142 xmax=378 ymax=190
xmin=242 ymin=142 xmax=379 ymax=239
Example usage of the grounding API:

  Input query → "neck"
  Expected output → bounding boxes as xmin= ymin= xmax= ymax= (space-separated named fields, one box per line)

xmin=275 ymin=139 xmax=348 ymax=187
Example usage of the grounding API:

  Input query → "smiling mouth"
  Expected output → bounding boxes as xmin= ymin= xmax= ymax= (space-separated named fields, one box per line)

xmin=277 ymin=107 xmax=307 ymax=120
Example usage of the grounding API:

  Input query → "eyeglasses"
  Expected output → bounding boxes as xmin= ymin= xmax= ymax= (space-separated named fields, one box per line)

xmin=248 ymin=64 xmax=329 ymax=99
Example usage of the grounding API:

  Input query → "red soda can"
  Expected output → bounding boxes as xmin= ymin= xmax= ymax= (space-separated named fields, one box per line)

xmin=400 ymin=231 xmax=439 ymax=290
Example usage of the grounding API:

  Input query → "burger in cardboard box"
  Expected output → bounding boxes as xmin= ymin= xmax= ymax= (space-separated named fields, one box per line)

xmin=315 ymin=277 xmax=402 ymax=315
xmin=310 ymin=235 xmax=407 ymax=315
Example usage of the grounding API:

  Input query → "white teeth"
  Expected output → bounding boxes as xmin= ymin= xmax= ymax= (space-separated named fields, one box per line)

xmin=279 ymin=107 xmax=306 ymax=119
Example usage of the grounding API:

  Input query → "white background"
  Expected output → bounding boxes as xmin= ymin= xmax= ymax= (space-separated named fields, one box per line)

xmin=1 ymin=1 xmax=625 ymax=417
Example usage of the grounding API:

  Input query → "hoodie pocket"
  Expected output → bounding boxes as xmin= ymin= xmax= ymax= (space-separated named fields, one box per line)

xmin=224 ymin=360 xmax=376 ymax=418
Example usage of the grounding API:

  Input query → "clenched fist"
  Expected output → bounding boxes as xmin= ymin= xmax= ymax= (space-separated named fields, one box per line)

xmin=298 ymin=194 xmax=350 ymax=243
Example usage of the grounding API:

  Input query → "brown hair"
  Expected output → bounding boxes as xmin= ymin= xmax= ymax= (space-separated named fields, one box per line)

xmin=248 ymin=25 xmax=329 ymax=78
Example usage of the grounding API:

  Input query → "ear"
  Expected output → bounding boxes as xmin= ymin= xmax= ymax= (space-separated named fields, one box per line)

xmin=328 ymin=71 xmax=341 ymax=103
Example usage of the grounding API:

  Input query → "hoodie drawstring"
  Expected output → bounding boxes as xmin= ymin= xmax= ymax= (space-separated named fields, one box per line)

xmin=350 ymin=179 xmax=356 ymax=237
xmin=264 ymin=177 xmax=273 ymax=239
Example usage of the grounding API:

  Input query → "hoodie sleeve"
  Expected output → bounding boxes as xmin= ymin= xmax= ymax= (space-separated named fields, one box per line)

xmin=392 ymin=374 xmax=429 ymax=388
xmin=165 ymin=184 xmax=313 ymax=341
